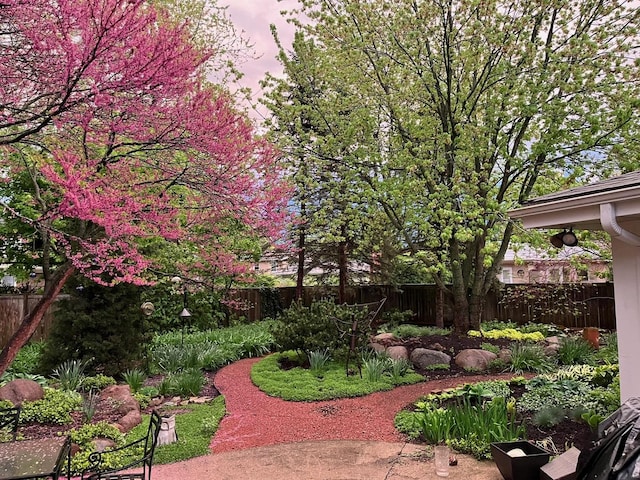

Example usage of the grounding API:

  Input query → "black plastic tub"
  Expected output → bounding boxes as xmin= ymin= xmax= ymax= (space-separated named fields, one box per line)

xmin=490 ymin=441 xmax=551 ymax=480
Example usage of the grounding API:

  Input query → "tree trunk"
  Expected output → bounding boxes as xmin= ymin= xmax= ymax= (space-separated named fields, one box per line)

xmin=468 ymin=293 xmax=483 ymax=331
xmin=451 ymin=281 xmax=470 ymax=334
xmin=338 ymin=227 xmax=348 ymax=304
xmin=435 ymin=285 xmax=445 ymax=329
xmin=0 ymin=262 xmax=75 ymax=376
xmin=296 ymin=213 xmax=306 ymax=301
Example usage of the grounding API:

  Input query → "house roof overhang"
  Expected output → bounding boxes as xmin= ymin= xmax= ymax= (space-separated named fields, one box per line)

xmin=509 ymin=172 xmax=640 ymax=231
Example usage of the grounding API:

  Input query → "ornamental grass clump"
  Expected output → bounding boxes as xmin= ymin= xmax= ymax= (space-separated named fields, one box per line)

xmin=508 ymin=343 xmax=555 ymax=374
xmin=362 ymin=356 xmax=387 ymax=382
xmin=396 ymin=380 xmax=525 ymax=459
xmin=53 ymin=359 xmax=88 ymax=392
xmin=409 ymin=395 xmax=524 ymax=459
xmin=308 ymin=349 xmax=331 ymax=375
xmin=557 ymin=336 xmax=597 ymax=365
xmin=122 ymin=368 xmax=146 ymax=394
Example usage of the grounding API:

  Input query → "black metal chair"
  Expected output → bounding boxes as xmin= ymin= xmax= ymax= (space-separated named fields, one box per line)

xmin=81 ymin=411 xmax=162 ymax=480
xmin=0 ymin=406 xmax=20 ymax=441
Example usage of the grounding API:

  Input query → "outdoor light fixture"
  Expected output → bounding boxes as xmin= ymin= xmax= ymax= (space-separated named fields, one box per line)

xmin=550 ymin=228 xmax=579 ymax=248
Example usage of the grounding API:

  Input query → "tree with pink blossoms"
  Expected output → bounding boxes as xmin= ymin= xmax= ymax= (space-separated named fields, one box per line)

xmin=0 ymin=0 xmax=290 ymax=374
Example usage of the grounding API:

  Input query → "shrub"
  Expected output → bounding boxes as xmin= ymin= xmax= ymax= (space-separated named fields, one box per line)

xmin=39 ymin=280 xmax=151 ymax=376
xmin=82 ymin=374 xmax=116 ymax=391
xmin=6 ymin=342 xmax=44 ymax=375
xmin=271 ymin=299 xmax=361 ymax=356
xmin=20 ymin=388 xmax=82 ymax=425
xmin=518 ymin=377 xmax=595 ymax=414
xmin=468 ymin=329 xmax=545 ymax=342
xmin=391 ymin=324 xmax=450 ymax=338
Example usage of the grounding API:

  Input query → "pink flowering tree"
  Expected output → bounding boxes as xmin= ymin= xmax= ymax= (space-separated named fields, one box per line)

xmin=0 ymin=0 xmax=290 ymax=374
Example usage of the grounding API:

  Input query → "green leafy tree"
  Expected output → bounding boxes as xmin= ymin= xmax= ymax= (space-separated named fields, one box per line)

xmin=264 ymin=32 xmax=396 ymax=301
xmin=264 ymin=0 xmax=640 ymax=331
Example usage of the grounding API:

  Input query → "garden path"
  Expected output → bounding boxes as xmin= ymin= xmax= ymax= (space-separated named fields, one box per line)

xmin=209 ymin=356 xmax=519 ymax=453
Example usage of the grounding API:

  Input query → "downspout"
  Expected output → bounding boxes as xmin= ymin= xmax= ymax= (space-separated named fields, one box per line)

xmin=600 ymin=203 xmax=640 ymax=246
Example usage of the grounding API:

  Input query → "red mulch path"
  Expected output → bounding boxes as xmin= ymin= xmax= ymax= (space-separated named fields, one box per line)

xmin=209 ymin=357 xmax=521 ymax=453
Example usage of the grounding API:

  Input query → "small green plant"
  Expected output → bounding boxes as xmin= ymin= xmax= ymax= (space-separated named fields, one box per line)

xmin=581 ymin=410 xmax=604 ymax=432
xmin=53 ymin=359 xmax=88 ymax=392
xmin=362 ymin=356 xmax=387 ymax=382
xmin=82 ymin=374 xmax=116 ymax=391
xmin=159 ymin=370 xmax=205 ymax=397
xmin=82 ymin=390 xmax=99 ymax=423
xmin=122 ymin=368 xmax=146 ymax=394
xmin=532 ymin=406 xmax=567 ymax=428
xmin=481 ymin=342 xmax=500 ymax=354
xmin=6 ymin=342 xmax=45 ymax=375
xmin=557 ymin=336 xmax=596 ymax=365
xmin=308 ymin=349 xmax=331 ymax=375
xmin=391 ymin=324 xmax=450 ymax=338
xmin=509 ymin=343 xmax=555 ymax=374
xmin=388 ymin=357 xmax=410 ymax=380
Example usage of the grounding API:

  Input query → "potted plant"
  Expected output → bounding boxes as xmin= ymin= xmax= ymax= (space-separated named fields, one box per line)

xmin=491 ymin=440 xmax=551 ymax=480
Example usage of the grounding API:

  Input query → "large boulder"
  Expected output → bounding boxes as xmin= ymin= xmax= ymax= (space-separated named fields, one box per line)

xmin=410 ymin=348 xmax=451 ymax=370
xmin=0 ymin=379 xmax=44 ymax=406
xmin=454 ymin=349 xmax=497 ymax=371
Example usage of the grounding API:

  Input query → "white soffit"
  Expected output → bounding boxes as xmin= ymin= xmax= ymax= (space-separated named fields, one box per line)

xmin=510 ymin=184 xmax=640 ymax=230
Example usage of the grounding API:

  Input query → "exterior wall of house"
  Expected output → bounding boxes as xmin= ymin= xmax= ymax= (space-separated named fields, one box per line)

xmin=610 ymin=221 xmax=640 ymax=402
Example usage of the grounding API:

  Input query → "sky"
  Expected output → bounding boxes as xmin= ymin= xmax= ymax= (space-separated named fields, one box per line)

xmin=225 ymin=1 xmax=300 ymax=122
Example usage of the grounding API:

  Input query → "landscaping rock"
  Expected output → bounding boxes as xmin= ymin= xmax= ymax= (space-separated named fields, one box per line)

xmin=544 ymin=336 xmax=561 ymax=355
xmin=372 ymin=332 xmax=397 ymax=343
xmin=93 ymin=438 xmax=117 ymax=452
xmin=498 ymin=348 xmax=512 ymax=364
xmin=368 ymin=342 xmax=386 ymax=354
xmin=99 ymin=385 xmax=139 ymax=415
xmin=115 ymin=410 xmax=142 ymax=433
xmin=0 ymin=379 xmax=44 ymax=406
xmin=410 ymin=348 xmax=451 ymax=370
xmin=386 ymin=345 xmax=409 ymax=361
xmin=454 ymin=349 xmax=497 ymax=371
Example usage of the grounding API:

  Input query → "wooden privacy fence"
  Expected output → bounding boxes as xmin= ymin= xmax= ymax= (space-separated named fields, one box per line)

xmin=0 ymin=284 xmax=616 ymax=347
xmin=0 ymin=294 xmax=61 ymax=348
xmin=229 ymin=283 xmax=617 ymax=330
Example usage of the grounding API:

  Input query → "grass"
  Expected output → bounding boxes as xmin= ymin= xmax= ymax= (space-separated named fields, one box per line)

xmin=250 ymin=351 xmax=424 ymax=401
xmin=125 ymin=397 xmax=226 ymax=465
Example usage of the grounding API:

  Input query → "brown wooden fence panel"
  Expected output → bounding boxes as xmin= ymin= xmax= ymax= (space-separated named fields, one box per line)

xmin=0 ymin=284 xmax=617 ymax=348
xmin=228 ymin=283 xmax=617 ymax=330
xmin=0 ymin=294 xmax=63 ymax=348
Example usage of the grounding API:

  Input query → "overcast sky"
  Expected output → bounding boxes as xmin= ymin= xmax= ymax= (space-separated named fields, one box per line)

xmin=226 ymin=1 xmax=299 ymax=122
